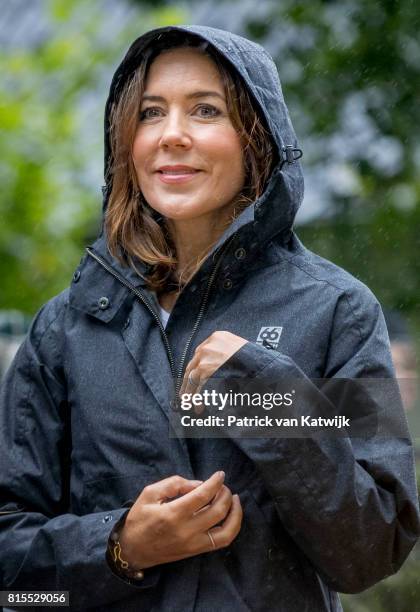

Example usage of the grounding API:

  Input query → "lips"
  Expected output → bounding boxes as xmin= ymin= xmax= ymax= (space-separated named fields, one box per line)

xmin=157 ymin=165 xmax=200 ymax=174
xmin=160 ymin=170 xmax=197 ymax=175
xmin=156 ymin=165 xmax=202 ymax=184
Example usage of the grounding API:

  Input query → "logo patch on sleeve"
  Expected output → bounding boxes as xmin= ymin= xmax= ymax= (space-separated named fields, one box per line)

xmin=256 ymin=326 xmax=283 ymax=349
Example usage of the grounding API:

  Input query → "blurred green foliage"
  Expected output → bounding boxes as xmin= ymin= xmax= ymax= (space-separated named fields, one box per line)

xmin=0 ymin=0 xmax=186 ymax=313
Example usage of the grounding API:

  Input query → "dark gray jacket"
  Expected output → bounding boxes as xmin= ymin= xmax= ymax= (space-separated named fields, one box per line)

xmin=0 ymin=25 xmax=419 ymax=612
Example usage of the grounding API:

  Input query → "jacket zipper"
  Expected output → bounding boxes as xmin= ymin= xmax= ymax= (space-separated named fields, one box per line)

xmin=86 ymin=235 xmax=236 ymax=402
xmin=174 ymin=234 xmax=236 ymax=399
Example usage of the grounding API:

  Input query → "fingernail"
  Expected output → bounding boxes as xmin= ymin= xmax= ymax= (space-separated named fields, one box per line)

xmin=217 ymin=471 xmax=225 ymax=481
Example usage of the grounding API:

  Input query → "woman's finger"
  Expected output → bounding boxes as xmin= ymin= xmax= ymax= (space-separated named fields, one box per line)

xmin=188 ymin=494 xmax=243 ymax=556
xmin=139 ymin=475 xmax=203 ymax=504
xmin=207 ymin=494 xmax=243 ymax=549
xmin=179 ymin=354 xmax=201 ymax=397
xmin=185 ymin=368 xmax=202 ymax=395
xmin=191 ymin=484 xmax=233 ymax=532
xmin=170 ymin=471 xmax=225 ymax=515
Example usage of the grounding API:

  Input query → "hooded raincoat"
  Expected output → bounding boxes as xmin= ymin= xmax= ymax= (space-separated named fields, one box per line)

xmin=0 ymin=25 xmax=419 ymax=612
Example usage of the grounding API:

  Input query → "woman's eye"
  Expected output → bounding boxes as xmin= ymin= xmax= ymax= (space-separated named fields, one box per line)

xmin=196 ymin=105 xmax=220 ymax=118
xmin=139 ymin=107 xmax=161 ymax=121
xmin=139 ymin=105 xmax=220 ymax=121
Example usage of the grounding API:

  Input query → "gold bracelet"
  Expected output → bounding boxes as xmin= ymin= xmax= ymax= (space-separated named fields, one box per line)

xmin=108 ymin=528 xmax=145 ymax=581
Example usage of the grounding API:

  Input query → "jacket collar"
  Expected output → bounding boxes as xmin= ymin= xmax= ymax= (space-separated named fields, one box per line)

xmin=70 ymin=160 xmax=299 ymax=323
xmin=69 ymin=234 xmax=147 ymax=323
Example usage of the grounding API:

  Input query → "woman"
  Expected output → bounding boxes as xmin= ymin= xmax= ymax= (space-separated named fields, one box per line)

xmin=0 ymin=25 xmax=419 ymax=612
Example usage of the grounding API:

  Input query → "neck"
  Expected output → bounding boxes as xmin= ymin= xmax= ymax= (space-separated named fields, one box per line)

xmin=165 ymin=205 xmax=235 ymax=284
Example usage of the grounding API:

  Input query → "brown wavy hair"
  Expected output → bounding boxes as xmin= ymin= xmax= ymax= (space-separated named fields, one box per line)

xmin=105 ymin=32 xmax=276 ymax=293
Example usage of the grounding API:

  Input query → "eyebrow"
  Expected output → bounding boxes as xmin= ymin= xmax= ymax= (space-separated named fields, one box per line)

xmin=141 ymin=90 xmax=225 ymax=103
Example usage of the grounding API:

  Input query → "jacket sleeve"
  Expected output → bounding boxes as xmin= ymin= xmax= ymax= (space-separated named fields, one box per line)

xmin=217 ymin=287 xmax=420 ymax=594
xmin=0 ymin=302 xmax=159 ymax=609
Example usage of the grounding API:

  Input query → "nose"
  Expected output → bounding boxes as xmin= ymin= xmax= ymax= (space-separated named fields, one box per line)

xmin=158 ymin=110 xmax=192 ymax=149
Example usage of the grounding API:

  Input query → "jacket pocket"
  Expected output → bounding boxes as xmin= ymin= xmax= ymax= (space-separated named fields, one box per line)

xmin=80 ymin=469 xmax=155 ymax=513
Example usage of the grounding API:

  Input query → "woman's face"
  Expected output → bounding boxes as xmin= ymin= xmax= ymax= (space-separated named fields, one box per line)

xmin=132 ymin=47 xmax=245 ymax=223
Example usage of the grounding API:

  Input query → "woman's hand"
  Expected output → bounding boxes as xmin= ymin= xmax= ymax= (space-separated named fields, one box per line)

xmin=179 ymin=331 xmax=248 ymax=400
xmin=118 ymin=471 xmax=243 ymax=570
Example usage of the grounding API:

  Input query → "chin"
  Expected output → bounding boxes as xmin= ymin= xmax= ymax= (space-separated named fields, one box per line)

xmin=148 ymin=200 xmax=211 ymax=221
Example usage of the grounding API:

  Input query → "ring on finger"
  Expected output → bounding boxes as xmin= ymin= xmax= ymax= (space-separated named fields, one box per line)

xmin=207 ymin=529 xmax=216 ymax=550
xmin=188 ymin=371 xmax=200 ymax=387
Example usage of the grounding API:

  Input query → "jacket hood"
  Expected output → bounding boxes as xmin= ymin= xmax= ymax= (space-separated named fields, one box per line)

xmin=102 ymin=25 xmax=304 ymax=258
